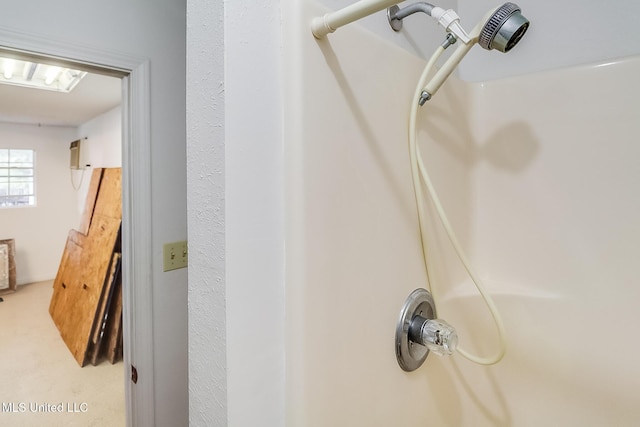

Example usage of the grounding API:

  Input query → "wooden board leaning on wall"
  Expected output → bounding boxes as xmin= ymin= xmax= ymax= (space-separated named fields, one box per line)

xmin=50 ymin=168 xmax=123 ymax=367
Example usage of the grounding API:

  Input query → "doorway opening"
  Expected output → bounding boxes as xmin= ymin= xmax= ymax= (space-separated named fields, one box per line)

xmin=0 ymin=28 xmax=155 ymax=426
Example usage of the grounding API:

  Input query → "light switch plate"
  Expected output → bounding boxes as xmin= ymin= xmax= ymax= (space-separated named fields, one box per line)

xmin=163 ymin=241 xmax=188 ymax=272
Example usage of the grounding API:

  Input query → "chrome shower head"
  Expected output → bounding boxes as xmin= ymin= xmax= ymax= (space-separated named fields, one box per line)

xmin=478 ymin=2 xmax=529 ymax=53
xmin=418 ymin=2 xmax=530 ymax=102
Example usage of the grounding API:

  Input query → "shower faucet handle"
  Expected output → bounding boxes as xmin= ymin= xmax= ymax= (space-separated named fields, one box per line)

xmin=396 ymin=288 xmax=458 ymax=371
xmin=409 ymin=316 xmax=458 ymax=356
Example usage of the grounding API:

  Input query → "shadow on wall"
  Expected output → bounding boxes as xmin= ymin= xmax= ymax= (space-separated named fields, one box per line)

xmin=424 ymin=299 xmax=514 ymax=427
xmin=314 ymin=37 xmax=419 ymax=225
xmin=482 ymin=122 xmax=539 ymax=173
xmin=414 ymin=75 xmax=543 ymax=299
xmin=313 ymin=33 xmax=541 ymax=239
xmin=416 ymin=78 xmax=539 ymax=285
xmin=423 ymin=356 xmax=514 ymax=427
xmin=419 ymin=79 xmax=540 ymax=173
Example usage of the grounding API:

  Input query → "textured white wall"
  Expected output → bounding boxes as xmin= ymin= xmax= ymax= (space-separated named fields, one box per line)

xmin=0 ymin=2 xmax=188 ymax=426
xmin=187 ymin=0 xmax=286 ymax=424
xmin=186 ymin=0 xmax=227 ymax=425
xmin=0 ymin=123 xmax=78 ymax=285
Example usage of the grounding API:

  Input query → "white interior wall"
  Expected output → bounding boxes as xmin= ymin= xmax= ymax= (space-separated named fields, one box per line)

xmin=76 ymin=106 xmax=122 ymax=169
xmin=0 ymin=123 xmax=78 ymax=285
xmin=0 ymin=106 xmax=121 ymax=284
xmin=0 ymin=2 xmax=187 ymax=426
xmin=224 ymin=0 xmax=286 ymax=425
xmin=75 ymin=106 xmax=122 ymax=217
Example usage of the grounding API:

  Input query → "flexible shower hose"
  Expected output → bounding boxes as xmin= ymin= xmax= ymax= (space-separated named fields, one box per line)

xmin=408 ymin=46 xmax=507 ymax=365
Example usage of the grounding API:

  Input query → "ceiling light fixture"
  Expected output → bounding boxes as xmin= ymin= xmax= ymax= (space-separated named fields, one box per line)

xmin=25 ymin=63 xmax=38 ymax=81
xmin=3 ymin=59 xmax=15 ymax=79
xmin=44 ymin=66 xmax=61 ymax=85
xmin=0 ymin=57 xmax=87 ymax=93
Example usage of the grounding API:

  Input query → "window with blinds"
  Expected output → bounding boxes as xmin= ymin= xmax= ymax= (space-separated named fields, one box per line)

xmin=0 ymin=149 xmax=36 ymax=208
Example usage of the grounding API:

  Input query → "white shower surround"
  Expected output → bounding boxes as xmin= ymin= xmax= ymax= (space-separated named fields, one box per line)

xmin=189 ymin=0 xmax=640 ymax=423
xmin=284 ymin=1 xmax=640 ymax=425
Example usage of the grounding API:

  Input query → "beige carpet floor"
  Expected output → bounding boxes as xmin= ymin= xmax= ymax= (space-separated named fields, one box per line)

xmin=0 ymin=280 xmax=125 ymax=427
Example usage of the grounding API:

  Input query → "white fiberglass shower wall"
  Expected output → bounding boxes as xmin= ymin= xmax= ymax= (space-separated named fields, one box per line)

xmin=282 ymin=0 xmax=640 ymax=425
xmin=192 ymin=0 xmax=640 ymax=424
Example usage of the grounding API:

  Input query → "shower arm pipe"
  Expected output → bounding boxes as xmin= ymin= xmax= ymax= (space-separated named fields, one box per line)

xmin=392 ymin=2 xmax=435 ymax=21
xmin=311 ymin=1 xmax=470 ymax=42
xmin=311 ymin=0 xmax=403 ymax=38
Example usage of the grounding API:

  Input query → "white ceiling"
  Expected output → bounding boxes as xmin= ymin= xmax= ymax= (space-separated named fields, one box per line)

xmin=0 ymin=72 xmax=121 ymax=127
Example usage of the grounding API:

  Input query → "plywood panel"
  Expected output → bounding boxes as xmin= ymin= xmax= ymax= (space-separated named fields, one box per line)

xmin=78 ymin=169 xmax=104 ymax=235
xmin=92 ymin=168 xmax=121 ymax=220
xmin=50 ymin=167 xmax=123 ymax=367
xmin=88 ymin=252 xmax=121 ymax=366
xmin=105 ymin=271 xmax=123 ymax=364
xmin=60 ymin=215 xmax=120 ymax=366
xmin=92 ymin=252 xmax=121 ymax=345
xmin=50 ymin=232 xmax=84 ymax=318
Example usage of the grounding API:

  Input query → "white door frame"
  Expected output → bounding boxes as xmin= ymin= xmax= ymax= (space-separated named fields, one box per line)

xmin=0 ymin=28 xmax=155 ymax=426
